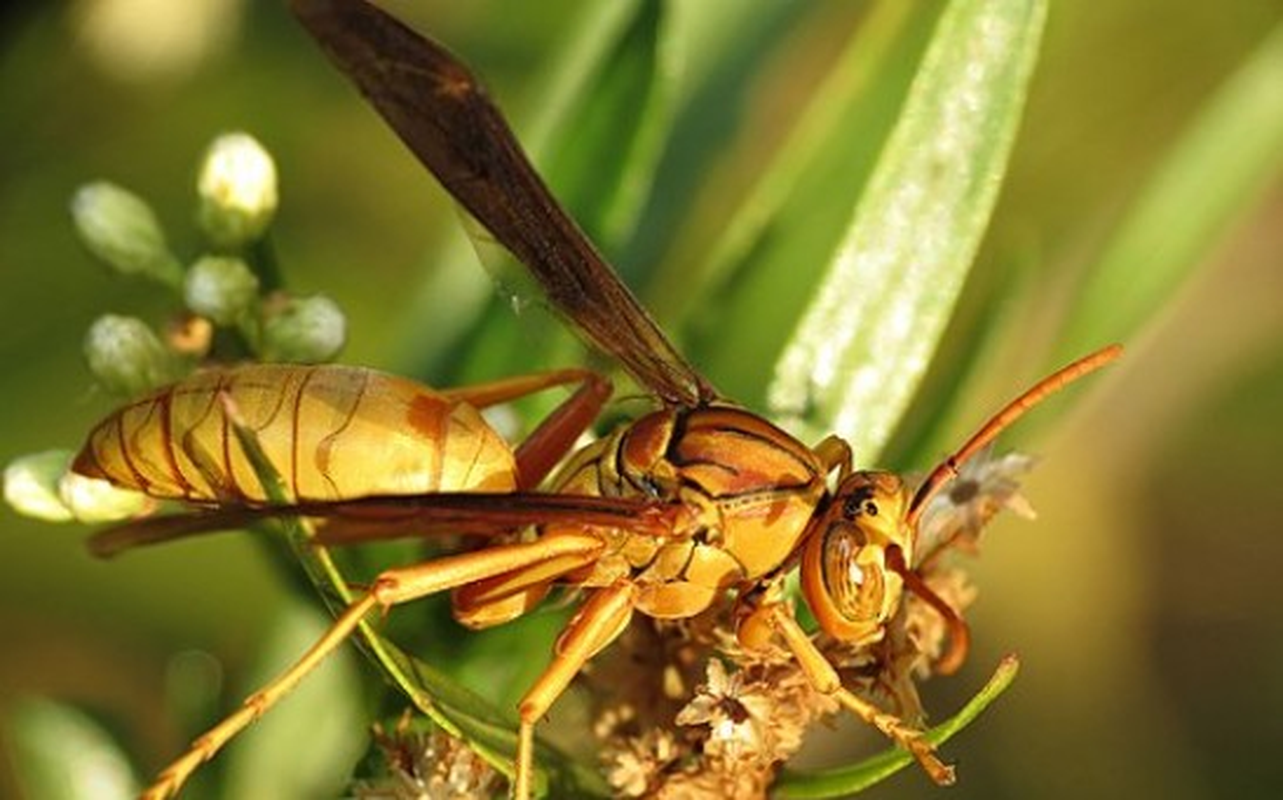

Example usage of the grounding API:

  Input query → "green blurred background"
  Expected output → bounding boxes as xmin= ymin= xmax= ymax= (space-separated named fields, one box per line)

xmin=1 ymin=0 xmax=1281 ymax=798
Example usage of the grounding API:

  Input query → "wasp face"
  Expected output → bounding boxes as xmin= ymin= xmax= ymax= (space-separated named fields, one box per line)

xmin=800 ymin=471 xmax=914 ymax=643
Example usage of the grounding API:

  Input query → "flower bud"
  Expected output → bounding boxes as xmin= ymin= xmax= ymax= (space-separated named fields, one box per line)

xmin=165 ymin=313 xmax=215 ymax=358
xmin=59 ymin=470 xmax=150 ymax=523
xmin=260 ymin=293 xmax=347 ymax=363
xmin=4 ymin=450 xmax=76 ymax=522
xmin=184 ymin=255 xmax=260 ymax=325
xmin=5 ymin=450 xmax=148 ymax=524
xmin=84 ymin=314 xmax=176 ymax=396
xmin=70 ymin=182 xmax=183 ymax=287
xmin=196 ymin=132 xmax=278 ymax=247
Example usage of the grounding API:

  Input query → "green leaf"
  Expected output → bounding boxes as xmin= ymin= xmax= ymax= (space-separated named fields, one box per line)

xmin=4 ymin=697 xmax=138 ymax=800
xmin=676 ymin=1 xmax=943 ymax=403
xmin=767 ymin=0 xmax=1049 ymax=463
xmin=619 ymin=0 xmax=810 ymax=278
xmin=774 ymin=655 xmax=1020 ymax=798
xmin=1057 ymin=19 xmax=1283 ymax=357
xmin=540 ymin=0 xmax=662 ymax=246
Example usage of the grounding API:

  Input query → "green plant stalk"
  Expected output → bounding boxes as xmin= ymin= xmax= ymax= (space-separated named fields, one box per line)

xmin=774 ymin=655 xmax=1020 ymax=798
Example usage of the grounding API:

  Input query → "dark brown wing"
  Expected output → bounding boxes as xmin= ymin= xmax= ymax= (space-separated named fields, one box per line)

xmin=88 ymin=491 xmax=679 ymax=558
xmin=290 ymin=0 xmax=716 ymax=408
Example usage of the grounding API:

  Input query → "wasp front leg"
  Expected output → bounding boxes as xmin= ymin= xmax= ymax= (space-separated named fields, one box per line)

xmin=736 ymin=598 xmax=956 ymax=786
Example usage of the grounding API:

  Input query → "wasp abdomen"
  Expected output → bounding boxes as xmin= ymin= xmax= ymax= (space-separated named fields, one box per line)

xmin=72 ymin=364 xmax=517 ymax=503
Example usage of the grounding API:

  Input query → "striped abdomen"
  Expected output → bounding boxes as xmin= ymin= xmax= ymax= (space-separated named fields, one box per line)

xmin=72 ymin=364 xmax=517 ymax=503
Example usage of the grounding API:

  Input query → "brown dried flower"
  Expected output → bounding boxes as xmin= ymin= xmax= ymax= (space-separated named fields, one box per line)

xmin=917 ymin=450 xmax=1037 ymax=563
xmin=603 ymin=727 xmax=684 ymax=797
xmin=353 ymin=720 xmax=498 ymax=800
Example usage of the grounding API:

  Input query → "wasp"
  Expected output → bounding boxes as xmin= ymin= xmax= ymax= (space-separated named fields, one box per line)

xmin=71 ymin=1 xmax=1121 ymax=797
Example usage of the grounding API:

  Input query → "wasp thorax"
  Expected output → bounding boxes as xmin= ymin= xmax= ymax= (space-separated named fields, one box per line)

xmin=800 ymin=471 xmax=912 ymax=643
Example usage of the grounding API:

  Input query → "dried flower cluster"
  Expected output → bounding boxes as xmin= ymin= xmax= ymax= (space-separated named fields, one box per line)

xmin=596 ymin=634 xmax=837 ymax=799
xmin=354 ymin=719 xmax=499 ymax=800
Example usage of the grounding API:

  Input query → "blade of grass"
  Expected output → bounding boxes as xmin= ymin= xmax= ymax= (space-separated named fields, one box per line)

xmin=620 ymin=0 xmax=812 ymax=279
xmin=672 ymin=2 xmax=923 ymax=307
xmin=774 ymin=655 xmax=1020 ymax=798
xmin=1057 ymin=20 xmax=1283 ymax=358
xmin=768 ymin=0 xmax=1049 ymax=463
xmin=675 ymin=1 xmax=942 ymax=403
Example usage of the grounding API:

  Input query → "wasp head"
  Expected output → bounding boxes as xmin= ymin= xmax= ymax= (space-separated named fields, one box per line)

xmin=800 ymin=471 xmax=914 ymax=644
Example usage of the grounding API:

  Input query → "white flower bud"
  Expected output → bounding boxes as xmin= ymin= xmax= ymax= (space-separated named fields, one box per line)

xmin=4 ymin=450 xmax=149 ymax=524
xmin=184 ymin=255 xmax=260 ymax=325
xmin=84 ymin=315 xmax=176 ymax=396
xmin=59 ymin=470 xmax=150 ymax=523
xmin=71 ymin=182 xmax=183 ymax=287
xmin=196 ymin=132 xmax=278 ymax=247
xmin=4 ymin=451 xmax=76 ymax=522
xmin=260 ymin=293 xmax=347 ymax=363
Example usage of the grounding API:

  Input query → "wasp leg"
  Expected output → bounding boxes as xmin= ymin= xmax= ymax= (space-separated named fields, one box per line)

xmin=139 ymin=533 xmax=604 ymax=800
xmin=514 ymin=582 xmax=636 ymax=800
xmin=441 ymin=369 xmax=612 ymax=489
xmin=742 ymin=602 xmax=956 ymax=786
xmin=811 ymin=434 xmax=854 ymax=482
xmin=885 ymin=546 xmax=972 ymax=676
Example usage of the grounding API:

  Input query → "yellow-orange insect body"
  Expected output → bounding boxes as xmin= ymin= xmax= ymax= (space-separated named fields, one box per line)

xmin=76 ymin=347 xmax=1122 ymax=800
xmin=74 ymin=364 xmax=516 ymax=503
xmin=64 ymin=2 xmax=1125 ymax=798
xmin=546 ymin=404 xmax=828 ymax=619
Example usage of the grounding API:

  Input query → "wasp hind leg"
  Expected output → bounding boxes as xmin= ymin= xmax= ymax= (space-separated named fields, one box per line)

xmin=138 ymin=534 xmax=605 ymax=800
xmin=441 ymin=369 xmax=612 ymax=489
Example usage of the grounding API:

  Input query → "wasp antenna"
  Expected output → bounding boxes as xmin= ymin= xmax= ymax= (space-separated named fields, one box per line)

xmin=906 ymin=344 xmax=1123 ymax=527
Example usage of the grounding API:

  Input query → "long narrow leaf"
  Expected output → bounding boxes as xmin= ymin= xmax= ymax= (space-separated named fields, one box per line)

xmin=1057 ymin=20 xmax=1283 ymax=357
xmin=768 ymin=0 xmax=1049 ymax=463
xmin=676 ymin=1 xmax=941 ymax=404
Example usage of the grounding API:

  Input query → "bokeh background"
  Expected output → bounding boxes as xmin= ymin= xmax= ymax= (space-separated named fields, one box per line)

xmin=1 ymin=0 xmax=1281 ymax=798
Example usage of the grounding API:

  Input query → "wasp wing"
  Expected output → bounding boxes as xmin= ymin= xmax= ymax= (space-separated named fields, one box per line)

xmin=88 ymin=491 xmax=678 ymax=558
xmin=291 ymin=0 xmax=715 ymax=408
